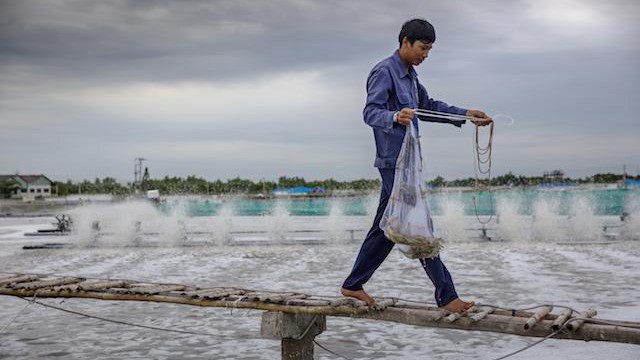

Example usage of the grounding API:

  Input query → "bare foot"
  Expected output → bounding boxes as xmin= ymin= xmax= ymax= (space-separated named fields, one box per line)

xmin=441 ymin=298 xmax=475 ymax=313
xmin=340 ymin=288 xmax=375 ymax=307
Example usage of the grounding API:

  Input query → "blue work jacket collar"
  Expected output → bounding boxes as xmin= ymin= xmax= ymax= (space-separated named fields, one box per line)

xmin=391 ymin=50 xmax=417 ymax=80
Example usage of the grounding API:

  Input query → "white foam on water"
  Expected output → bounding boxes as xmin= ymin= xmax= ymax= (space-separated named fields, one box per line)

xmin=68 ymin=201 xmax=160 ymax=247
xmin=325 ymin=199 xmax=346 ymax=243
xmin=265 ymin=200 xmax=290 ymax=243
xmin=210 ymin=200 xmax=234 ymax=245
xmin=365 ymin=192 xmax=380 ymax=218
xmin=0 ymin=216 xmax=639 ymax=359
xmin=152 ymin=199 xmax=188 ymax=246
xmin=623 ymin=192 xmax=640 ymax=239
xmin=496 ymin=194 xmax=528 ymax=242
xmin=567 ymin=195 xmax=601 ymax=241
xmin=531 ymin=197 xmax=565 ymax=242
xmin=438 ymin=195 xmax=466 ymax=242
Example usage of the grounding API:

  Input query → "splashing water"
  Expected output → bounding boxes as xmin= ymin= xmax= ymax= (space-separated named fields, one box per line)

xmin=438 ymin=195 xmax=466 ymax=242
xmin=567 ymin=195 xmax=601 ymax=241
xmin=157 ymin=200 xmax=188 ymax=246
xmin=266 ymin=200 xmax=290 ymax=243
xmin=326 ymin=199 xmax=346 ymax=242
xmin=52 ymin=188 xmax=638 ymax=247
xmin=366 ymin=192 xmax=380 ymax=218
xmin=531 ymin=198 xmax=564 ymax=242
xmin=68 ymin=201 xmax=160 ymax=247
xmin=211 ymin=200 xmax=234 ymax=245
xmin=496 ymin=195 xmax=528 ymax=242
xmin=623 ymin=192 xmax=640 ymax=239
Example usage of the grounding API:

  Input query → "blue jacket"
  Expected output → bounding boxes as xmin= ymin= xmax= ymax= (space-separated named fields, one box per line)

xmin=364 ymin=50 xmax=468 ymax=168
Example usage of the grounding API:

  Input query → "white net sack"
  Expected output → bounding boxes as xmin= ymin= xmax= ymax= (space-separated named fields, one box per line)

xmin=379 ymin=122 xmax=442 ymax=259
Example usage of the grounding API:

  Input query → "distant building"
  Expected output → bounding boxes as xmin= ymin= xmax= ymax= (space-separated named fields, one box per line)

xmin=543 ymin=170 xmax=564 ymax=183
xmin=0 ymin=174 xmax=54 ymax=199
xmin=539 ymin=169 xmax=575 ymax=188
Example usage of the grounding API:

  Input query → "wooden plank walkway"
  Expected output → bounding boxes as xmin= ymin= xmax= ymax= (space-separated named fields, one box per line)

xmin=1 ymin=273 xmax=639 ymax=346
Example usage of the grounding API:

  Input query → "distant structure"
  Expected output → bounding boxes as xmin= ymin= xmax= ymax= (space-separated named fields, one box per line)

xmin=543 ymin=170 xmax=564 ymax=183
xmin=623 ymin=179 xmax=640 ymax=189
xmin=0 ymin=174 xmax=53 ymax=199
xmin=133 ymin=161 xmax=159 ymax=201
xmin=132 ymin=157 xmax=147 ymax=194
xmin=272 ymin=186 xmax=326 ymax=197
xmin=540 ymin=170 xmax=575 ymax=188
xmin=141 ymin=167 xmax=151 ymax=191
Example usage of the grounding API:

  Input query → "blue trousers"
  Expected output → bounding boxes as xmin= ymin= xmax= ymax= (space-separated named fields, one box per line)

xmin=342 ymin=169 xmax=459 ymax=307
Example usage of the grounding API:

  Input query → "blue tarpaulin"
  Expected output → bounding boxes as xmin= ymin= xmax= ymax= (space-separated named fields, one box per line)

xmin=273 ymin=186 xmax=326 ymax=195
xmin=624 ymin=179 xmax=640 ymax=187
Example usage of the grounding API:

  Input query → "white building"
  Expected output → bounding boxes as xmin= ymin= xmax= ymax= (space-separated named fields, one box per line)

xmin=0 ymin=174 xmax=54 ymax=199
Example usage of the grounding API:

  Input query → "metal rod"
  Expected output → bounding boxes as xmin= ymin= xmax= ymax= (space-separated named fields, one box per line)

xmin=414 ymin=109 xmax=475 ymax=121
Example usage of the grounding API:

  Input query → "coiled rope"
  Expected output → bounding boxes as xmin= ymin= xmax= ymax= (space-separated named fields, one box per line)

xmin=414 ymin=110 xmax=515 ymax=226
xmin=473 ymin=120 xmax=495 ymax=225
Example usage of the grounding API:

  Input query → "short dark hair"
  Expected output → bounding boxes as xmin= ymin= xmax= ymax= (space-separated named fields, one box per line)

xmin=399 ymin=19 xmax=436 ymax=45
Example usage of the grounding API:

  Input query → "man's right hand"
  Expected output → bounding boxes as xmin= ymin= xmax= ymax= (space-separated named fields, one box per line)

xmin=466 ymin=109 xmax=493 ymax=127
xmin=395 ymin=108 xmax=415 ymax=126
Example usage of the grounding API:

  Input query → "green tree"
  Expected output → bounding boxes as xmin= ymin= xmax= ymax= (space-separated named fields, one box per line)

xmin=0 ymin=180 xmax=19 ymax=198
xmin=428 ymin=176 xmax=446 ymax=188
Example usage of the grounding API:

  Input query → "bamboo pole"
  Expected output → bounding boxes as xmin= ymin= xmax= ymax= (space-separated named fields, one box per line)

xmin=566 ymin=309 xmax=598 ymax=333
xmin=181 ymin=288 xmax=246 ymax=299
xmin=395 ymin=302 xmax=558 ymax=320
xmin=110 ymin=285 xmax=187 ymax=295
xmin=328 ymin=297 xmax=367 ymax=307
xmin=0 ymin=275 xmax=40 ymax=287
xmin=53 ymin=281 xmax=128 ymax=292
xmin=524 ymin=306 xmax=553 ymax=331
xmin=286 ymin=299 xmax=332 ymax=307
xmin=552 ymin=308 xmax=573 ymax=331
xmin=470 ymin=306 xmax=494 ymax=322
xmin=445 ymin=306 xmax=477 ymax=323
xmin=11 ymin=277 xmax=82 ymax=290
xmin=0 ymin=282 xmax=638 ymax=345
xmin=245 ymin=292 xmax=308 ymax=303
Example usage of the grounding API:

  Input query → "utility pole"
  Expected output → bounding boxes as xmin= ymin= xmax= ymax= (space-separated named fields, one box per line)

xmin=133 ymin=157 xmax=147 ymax=194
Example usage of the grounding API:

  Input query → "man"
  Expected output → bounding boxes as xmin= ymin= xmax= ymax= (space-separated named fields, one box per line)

xmin=341 ymin=18 xmax=492 ymax=313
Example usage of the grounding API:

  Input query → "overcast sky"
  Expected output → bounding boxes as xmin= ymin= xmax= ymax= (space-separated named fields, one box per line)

xmin=1 ymin=0 xmax=639 ymax=183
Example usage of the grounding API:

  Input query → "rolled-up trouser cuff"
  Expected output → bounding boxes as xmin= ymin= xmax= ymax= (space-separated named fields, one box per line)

xmin=341 ymin=283 xmax=363 ymax=291
xmin=438 ymin=293 xmax=459 ymax=308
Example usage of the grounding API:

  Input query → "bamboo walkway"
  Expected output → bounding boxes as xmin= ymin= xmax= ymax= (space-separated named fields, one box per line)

xmin=1 ymin=273 xmax=639 ymax=347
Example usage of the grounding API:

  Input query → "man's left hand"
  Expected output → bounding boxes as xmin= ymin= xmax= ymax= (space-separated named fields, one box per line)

xmin=466 ymin=110 xmax=493 ymax=126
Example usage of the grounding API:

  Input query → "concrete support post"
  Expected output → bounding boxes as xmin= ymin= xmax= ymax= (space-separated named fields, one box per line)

xmin=261 ymin=311 xmax=327 ymax=360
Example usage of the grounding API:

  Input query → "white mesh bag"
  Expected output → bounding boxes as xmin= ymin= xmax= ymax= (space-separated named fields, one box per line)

xmin=379 ymin=122 xmax=442 ymax=259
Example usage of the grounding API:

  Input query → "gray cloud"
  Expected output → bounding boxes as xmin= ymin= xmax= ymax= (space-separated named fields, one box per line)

xmin=0 ymin=0 xmax=396 ymax=84
xmin=1 ymin=0 xmax=639 ymax=182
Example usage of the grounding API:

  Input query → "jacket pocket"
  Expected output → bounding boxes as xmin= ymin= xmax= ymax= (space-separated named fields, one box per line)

xmin=379 ymin=125 xmax=406 ymax=160
xmin=398 ymin=92 xmax=412 ymax=107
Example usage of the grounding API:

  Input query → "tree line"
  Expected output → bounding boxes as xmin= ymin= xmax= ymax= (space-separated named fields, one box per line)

xmin=2 ymin=172 xmax=637 ymax=198
xmin=45 ymin=176 xmax=381 ymax=197
xmin=432 ymin=171 xmax=639 ymax=188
